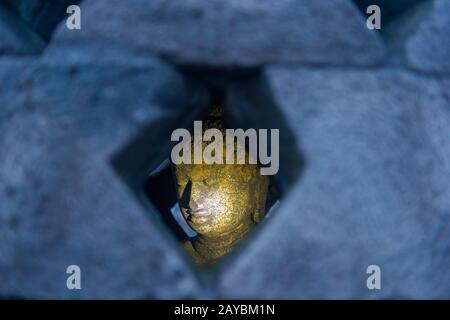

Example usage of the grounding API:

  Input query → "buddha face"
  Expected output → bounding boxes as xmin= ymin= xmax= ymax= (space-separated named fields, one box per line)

xmin=174 ymin=161 xmax=268 ymax=237
xmin=172 ymin=108 xmax=270 ymax=264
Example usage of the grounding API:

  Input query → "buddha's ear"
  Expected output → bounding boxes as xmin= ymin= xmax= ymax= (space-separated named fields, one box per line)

xmin=251 ymin=176 xmax=269 ymax=223
xmin=251 ymin=207 xmax=263 ymax=223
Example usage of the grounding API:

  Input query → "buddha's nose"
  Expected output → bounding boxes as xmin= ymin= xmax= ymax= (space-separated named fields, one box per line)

xmin=189 ymin=182 xmax=205 ymax=210
xmin=189 ymin=198 xmax=201 ymax=211
xmin=189 ymin=197 xmax=211 ymax=216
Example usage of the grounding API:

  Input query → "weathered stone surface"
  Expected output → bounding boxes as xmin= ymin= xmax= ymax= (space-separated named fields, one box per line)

xmin=44 ymin=0 xmax=385 ymax=67
xmin=4 ymin=0 xmax=80 ymax=41
xmin=0 ymin=58 xmax=209 ymax=299
xmin=219 ymin=67 xmax=450 ymax=299
xmin=405 ymin=0 xmax=450 ymax=74
xmin=353 ymin=0 xmax=429 ymax=28
xmin=1 ymin=0 xmax=448 ymax=300
xmin=0 ymin=3 xmax=45 ymax=55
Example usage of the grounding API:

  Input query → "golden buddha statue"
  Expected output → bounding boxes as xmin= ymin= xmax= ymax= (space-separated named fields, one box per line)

xmin=172 ymin=107 xmax=269 ymax=266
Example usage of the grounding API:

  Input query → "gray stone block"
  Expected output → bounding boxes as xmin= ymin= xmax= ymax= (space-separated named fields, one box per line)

xmin=219 ymin=67 xmax=450 ymax=299
xmin=405 ymin=0 xmax=450 ymax=74
xmin=0 ymin=3 xmax=45 ymax=55
xmin=0 ymin=58 xmax=209 ymax=299
xmin=44 ymin=0 xmax=385 ymax=67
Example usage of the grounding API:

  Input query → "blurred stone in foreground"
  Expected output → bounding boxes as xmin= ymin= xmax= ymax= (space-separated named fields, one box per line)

xmin=0 ymin=57 xmax=208 ymax=299
xmin=219 ymin=67 xmax=450 ymax=299
xmin=0 ymin=3 xmax=45 ymax=55
xmin=405 ymin=0 xmax=450 ymax=74
xmin=44 ymin=0 xmax=385 ymax=67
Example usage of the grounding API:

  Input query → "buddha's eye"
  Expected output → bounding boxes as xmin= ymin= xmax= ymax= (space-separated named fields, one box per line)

xmin=177 ymin=178 xmax=189 ymax=189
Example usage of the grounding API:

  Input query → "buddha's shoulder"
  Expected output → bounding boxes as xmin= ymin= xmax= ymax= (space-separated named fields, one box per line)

xmin=182 ymin=241 xmax=210 ymax=266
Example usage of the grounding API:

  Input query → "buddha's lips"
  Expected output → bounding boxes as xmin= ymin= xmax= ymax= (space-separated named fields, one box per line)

xmin=183 ymin=208 xmax=211 ymax=224
xmin=191 ymin=209 xmax=210 ymax=217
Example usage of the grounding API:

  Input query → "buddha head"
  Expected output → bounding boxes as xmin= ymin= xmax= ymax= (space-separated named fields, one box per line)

xmin=172 ymin=107 xmax=269 ymax=265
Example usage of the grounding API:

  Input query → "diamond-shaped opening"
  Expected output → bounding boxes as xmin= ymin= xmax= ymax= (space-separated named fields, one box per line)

xmin=112 ymin=67 xmax=303 ymax=278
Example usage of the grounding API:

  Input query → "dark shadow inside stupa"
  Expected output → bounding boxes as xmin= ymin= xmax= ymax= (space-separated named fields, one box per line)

xmin=112 ymin=67 xmax=303 ymax=279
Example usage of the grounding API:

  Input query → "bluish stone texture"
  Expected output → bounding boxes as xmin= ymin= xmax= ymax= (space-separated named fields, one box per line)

xmin=44 ymin=0 xmax=385 ymax=67
xmin=405 ymin=0 xmax=450 ymax=74
xmin=0 ymin=3 xmax=45 ymax=55
xmin=219 ymin=67 xmax=450 ymax=299
xmin=3 ymin=0 xmax=80 ymax=41
xmin=0 ymin=58 xmax=209 ymax=299
xmin=1 ymin=0 xmax=450 ymax=300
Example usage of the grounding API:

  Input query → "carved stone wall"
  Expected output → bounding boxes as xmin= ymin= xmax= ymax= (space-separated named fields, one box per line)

xmin=0 ymin=0 xmax=449 ymax=299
